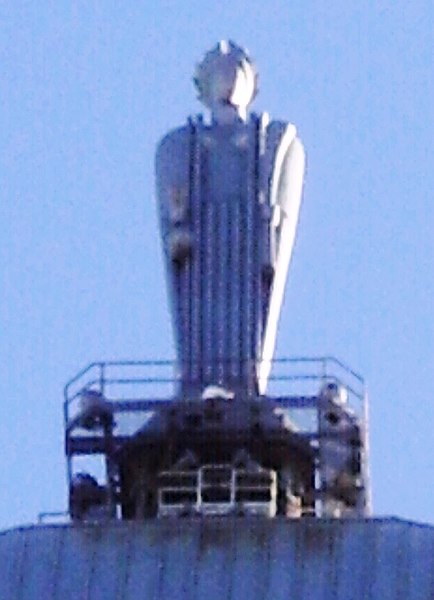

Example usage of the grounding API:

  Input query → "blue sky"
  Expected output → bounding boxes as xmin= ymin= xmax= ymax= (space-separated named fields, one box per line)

xmin=0 ymin=1 xmax=433 ymax=529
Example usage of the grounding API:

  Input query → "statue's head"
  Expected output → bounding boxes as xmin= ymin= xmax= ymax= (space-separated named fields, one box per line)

xmin=194 ymin=40 xmax=258 ymax=123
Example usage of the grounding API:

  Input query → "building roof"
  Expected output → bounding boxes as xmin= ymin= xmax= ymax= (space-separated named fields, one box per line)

xmin=1 ymin=517 xmax=433 ymax=599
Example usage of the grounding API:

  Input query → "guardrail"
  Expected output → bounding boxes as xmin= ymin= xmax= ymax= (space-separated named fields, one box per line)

xmin=64 ymin=356 xmax=366 ymax=430
xmin=63 ymin=357 xmax=370 ymax=519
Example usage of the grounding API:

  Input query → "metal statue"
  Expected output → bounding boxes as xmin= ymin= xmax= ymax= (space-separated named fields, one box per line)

xmin=156 ymin=40 xmax=305 ymax=396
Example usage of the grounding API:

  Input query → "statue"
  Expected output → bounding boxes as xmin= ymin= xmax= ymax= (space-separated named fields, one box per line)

xmin=156 ymin=40 xmax=305 ymax=397
xmin=64 ymin=41 xmax=368 ymax=523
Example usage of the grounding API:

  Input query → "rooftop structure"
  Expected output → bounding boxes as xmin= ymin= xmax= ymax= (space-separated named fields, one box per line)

xmin=65 ymin=41 xmax=370 ymax=523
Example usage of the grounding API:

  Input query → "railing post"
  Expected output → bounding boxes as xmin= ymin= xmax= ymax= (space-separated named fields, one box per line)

xmin=321 ymin=357 xmax=327 ymax=383
xmin=362 ymin=388 xmax=372 ymax=515
xmin=100 ymin=363 xmax=106 ymax=396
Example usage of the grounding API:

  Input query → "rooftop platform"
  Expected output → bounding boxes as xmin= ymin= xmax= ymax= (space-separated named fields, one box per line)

xmin=63 ymin=357 xmax=371 ymax=519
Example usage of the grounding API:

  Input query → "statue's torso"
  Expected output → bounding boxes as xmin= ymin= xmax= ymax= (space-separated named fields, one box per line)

xmin=156 ymin=114 xmax=303 ymax=396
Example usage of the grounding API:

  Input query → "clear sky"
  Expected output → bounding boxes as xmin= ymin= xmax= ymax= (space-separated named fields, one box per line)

xmin=1 ymin=1 xmax=433 ymax=530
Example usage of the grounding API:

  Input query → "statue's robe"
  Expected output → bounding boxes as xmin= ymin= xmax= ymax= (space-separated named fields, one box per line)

xmin=156 ymin=114 xmax=305 ymax=396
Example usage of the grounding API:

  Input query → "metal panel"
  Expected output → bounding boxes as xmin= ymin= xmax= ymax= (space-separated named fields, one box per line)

xmin=1 ymin=518 xmax=433 ymax=599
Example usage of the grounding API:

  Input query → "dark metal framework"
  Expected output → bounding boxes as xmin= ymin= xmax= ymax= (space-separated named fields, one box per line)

xmin=64 ymin=356 xmax=371 ymax=520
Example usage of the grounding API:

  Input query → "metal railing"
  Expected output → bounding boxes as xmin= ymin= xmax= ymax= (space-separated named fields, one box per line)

xmin=64 ymin=356 xmax=365 ymax=419
xmin=63 ymin=357 xmax=370 ymax=519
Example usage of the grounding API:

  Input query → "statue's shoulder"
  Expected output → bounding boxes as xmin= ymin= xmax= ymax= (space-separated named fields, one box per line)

xmin=260 ymin=118 xmax=301 ymax=187
xmin=155 ymin=124 xmax=192 ymax=184
xmin=265 ymin=118 xmax=298 ymax=150
xmin=156 ymin=124 xmax=192 ymax=159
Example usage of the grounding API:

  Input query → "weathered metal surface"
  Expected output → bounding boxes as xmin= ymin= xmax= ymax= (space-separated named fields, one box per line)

xmin=1 ymin=517 xmax=433 ymax=599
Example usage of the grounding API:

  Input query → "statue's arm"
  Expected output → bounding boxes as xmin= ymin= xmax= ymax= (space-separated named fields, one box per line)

xmin=156 ymin=127 xmax=192 ymax=225
xmin=273 ymin=134 xmax=305 ymax=261
xmin=155 ymin=126 xmax=192 ymax=262
xmin=259 ymin=124 xmax=305 ymax=392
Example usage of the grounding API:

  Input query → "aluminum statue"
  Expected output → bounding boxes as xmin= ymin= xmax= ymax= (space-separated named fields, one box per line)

xmin=156 ymin=40 xmax=305 ymax=396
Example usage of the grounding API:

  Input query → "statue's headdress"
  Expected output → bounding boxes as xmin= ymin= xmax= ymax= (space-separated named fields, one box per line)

xmin=193 ymin=40 xmax=258 ymax=112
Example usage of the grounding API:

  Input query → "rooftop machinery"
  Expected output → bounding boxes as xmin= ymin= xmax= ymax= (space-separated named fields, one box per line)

xmin=65 ymin=41 xmax=371 ymax=523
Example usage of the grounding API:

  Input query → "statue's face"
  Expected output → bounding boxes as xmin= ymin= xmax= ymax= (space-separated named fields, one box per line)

xmin=208 ymin=61 xmax=240 ymax=106
xmin=208 ymin=60 xmax=255 ymax=110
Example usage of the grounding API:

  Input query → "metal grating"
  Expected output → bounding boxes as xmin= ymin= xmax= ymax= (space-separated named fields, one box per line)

xmin=158 ymin=464 xmax=277 ymax=517
xmin=0 ymin=517 xmax=433 ymax=599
